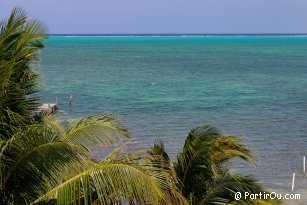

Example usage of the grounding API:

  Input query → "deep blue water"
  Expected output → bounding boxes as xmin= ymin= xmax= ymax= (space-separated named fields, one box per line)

xmin=38 ymin=35 xmax=307 ymax=194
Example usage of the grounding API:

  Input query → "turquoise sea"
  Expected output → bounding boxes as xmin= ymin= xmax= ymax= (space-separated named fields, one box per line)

xmin=38 ymin=35 xmax=307 ymax=196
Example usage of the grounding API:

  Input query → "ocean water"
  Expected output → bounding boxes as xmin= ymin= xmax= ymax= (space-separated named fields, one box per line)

xmin=38 ymin=35 xmax=307 ymax=198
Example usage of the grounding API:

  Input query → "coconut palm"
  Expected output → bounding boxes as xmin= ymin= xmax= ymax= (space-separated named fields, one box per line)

xmin=0 ymin=8 xmax=176 ymax=205
xmin=150 ymin=125 xmax=281 ymax=205
xmin=0 ymin=7 xmax=280 ymax=205
xmin=0 ymin=6 xmax=47 ymax=140
xmin=0 ymin=114 xmax=175 ymax=204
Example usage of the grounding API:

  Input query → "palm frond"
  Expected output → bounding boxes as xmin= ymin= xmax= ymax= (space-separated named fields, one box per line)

xmin=211 ymin=136 xmax=254 ymax=165
xmin=4 ymin=138 xmax=84 ymax=197
xmin=0 ymin=6 xmax=47 ymax=143
xmin=149 ymin=140 xmax=189 ymax=205
xmin=201 ymin=173 xmax=281 ymax=205
xmin=62 ymin=115 xmax=129 ymax=152
xmin=173 ymin=125 xmax=256 ymax=203
xmin=102 ymin=141 xmax=132 ymax=162
xmin=32 ymin=162 xmax=167 ymax=205
xmin=1 ymin=120 xmax=86 ymax=203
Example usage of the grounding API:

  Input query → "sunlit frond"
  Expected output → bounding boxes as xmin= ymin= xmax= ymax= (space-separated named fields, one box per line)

xmin=32 ymin=162 xmax=167 ymax=205
xmin=62 ymin=115 xmax=129 ymax=152
xmin=0 ymin=6 xmax=47 ymax=145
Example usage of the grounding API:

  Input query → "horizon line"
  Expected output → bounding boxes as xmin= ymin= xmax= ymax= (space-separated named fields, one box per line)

xmin=48 ymin=33 xmax=307 ymax=37
xmin=49 ymin=33 xmax=307 ymax=35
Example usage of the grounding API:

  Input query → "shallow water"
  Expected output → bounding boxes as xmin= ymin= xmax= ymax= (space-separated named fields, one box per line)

xmin=38 ymin=35 xmax=307 ymax=196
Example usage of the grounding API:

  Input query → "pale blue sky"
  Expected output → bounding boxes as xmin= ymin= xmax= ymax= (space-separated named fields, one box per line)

xmin=0 ymin=0 xmax=306 ymax=34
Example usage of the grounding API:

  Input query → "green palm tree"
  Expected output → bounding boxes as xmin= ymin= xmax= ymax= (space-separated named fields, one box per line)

xmin=1 ymin=114 xmax=174 ymax=204
xmin=0 ymin=8 xmax=176 ymax=205
xmin=150 ymin=125 xmax=281 ymax=205
xmin=0 ymin=7 xmax=281 ymax=205
xmin=0 ymin=7 xmax=47 ymax=140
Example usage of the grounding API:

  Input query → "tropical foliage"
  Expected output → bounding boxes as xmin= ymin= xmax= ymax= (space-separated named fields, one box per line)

xmin=0 ymin=7 xmax=47 ymax=140
xmin=150 ymin=125 xmax=281 ymax=205
xmin=0 ymin=7 xmax=175 ymax=205
xmin=1 ymin=114 xmax=176 ymax=204
xmin=0 ymin=7 xmax=281 ymax=205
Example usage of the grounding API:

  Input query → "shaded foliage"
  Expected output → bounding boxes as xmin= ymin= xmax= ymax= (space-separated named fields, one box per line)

xmin=0 ymin=7 xmax=281 ymax=205
xmin=0 ymin=8 xmax=175 ymax=205
xmin=0 ymin=7 xmax=47 ymax=140
xmin=150 ymin=125 xmax=281 ymax=205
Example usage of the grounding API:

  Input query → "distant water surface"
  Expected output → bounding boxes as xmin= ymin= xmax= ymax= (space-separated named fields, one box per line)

xmin=38 ymin=35 xmax=307 ymax=197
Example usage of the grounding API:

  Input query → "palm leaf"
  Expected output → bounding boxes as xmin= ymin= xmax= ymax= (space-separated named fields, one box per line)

xmin=62 ymin=115 xmax=129 ymax=152
xmin=150 ymin=140 xmax=189 ymax=205
xmin=2 ymin=114 xmax=129 ymax=203
xmin=32 ymin=162 xmax=167 ymax=205
xmin=202 ymin=172 xmax=281 ymax=205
